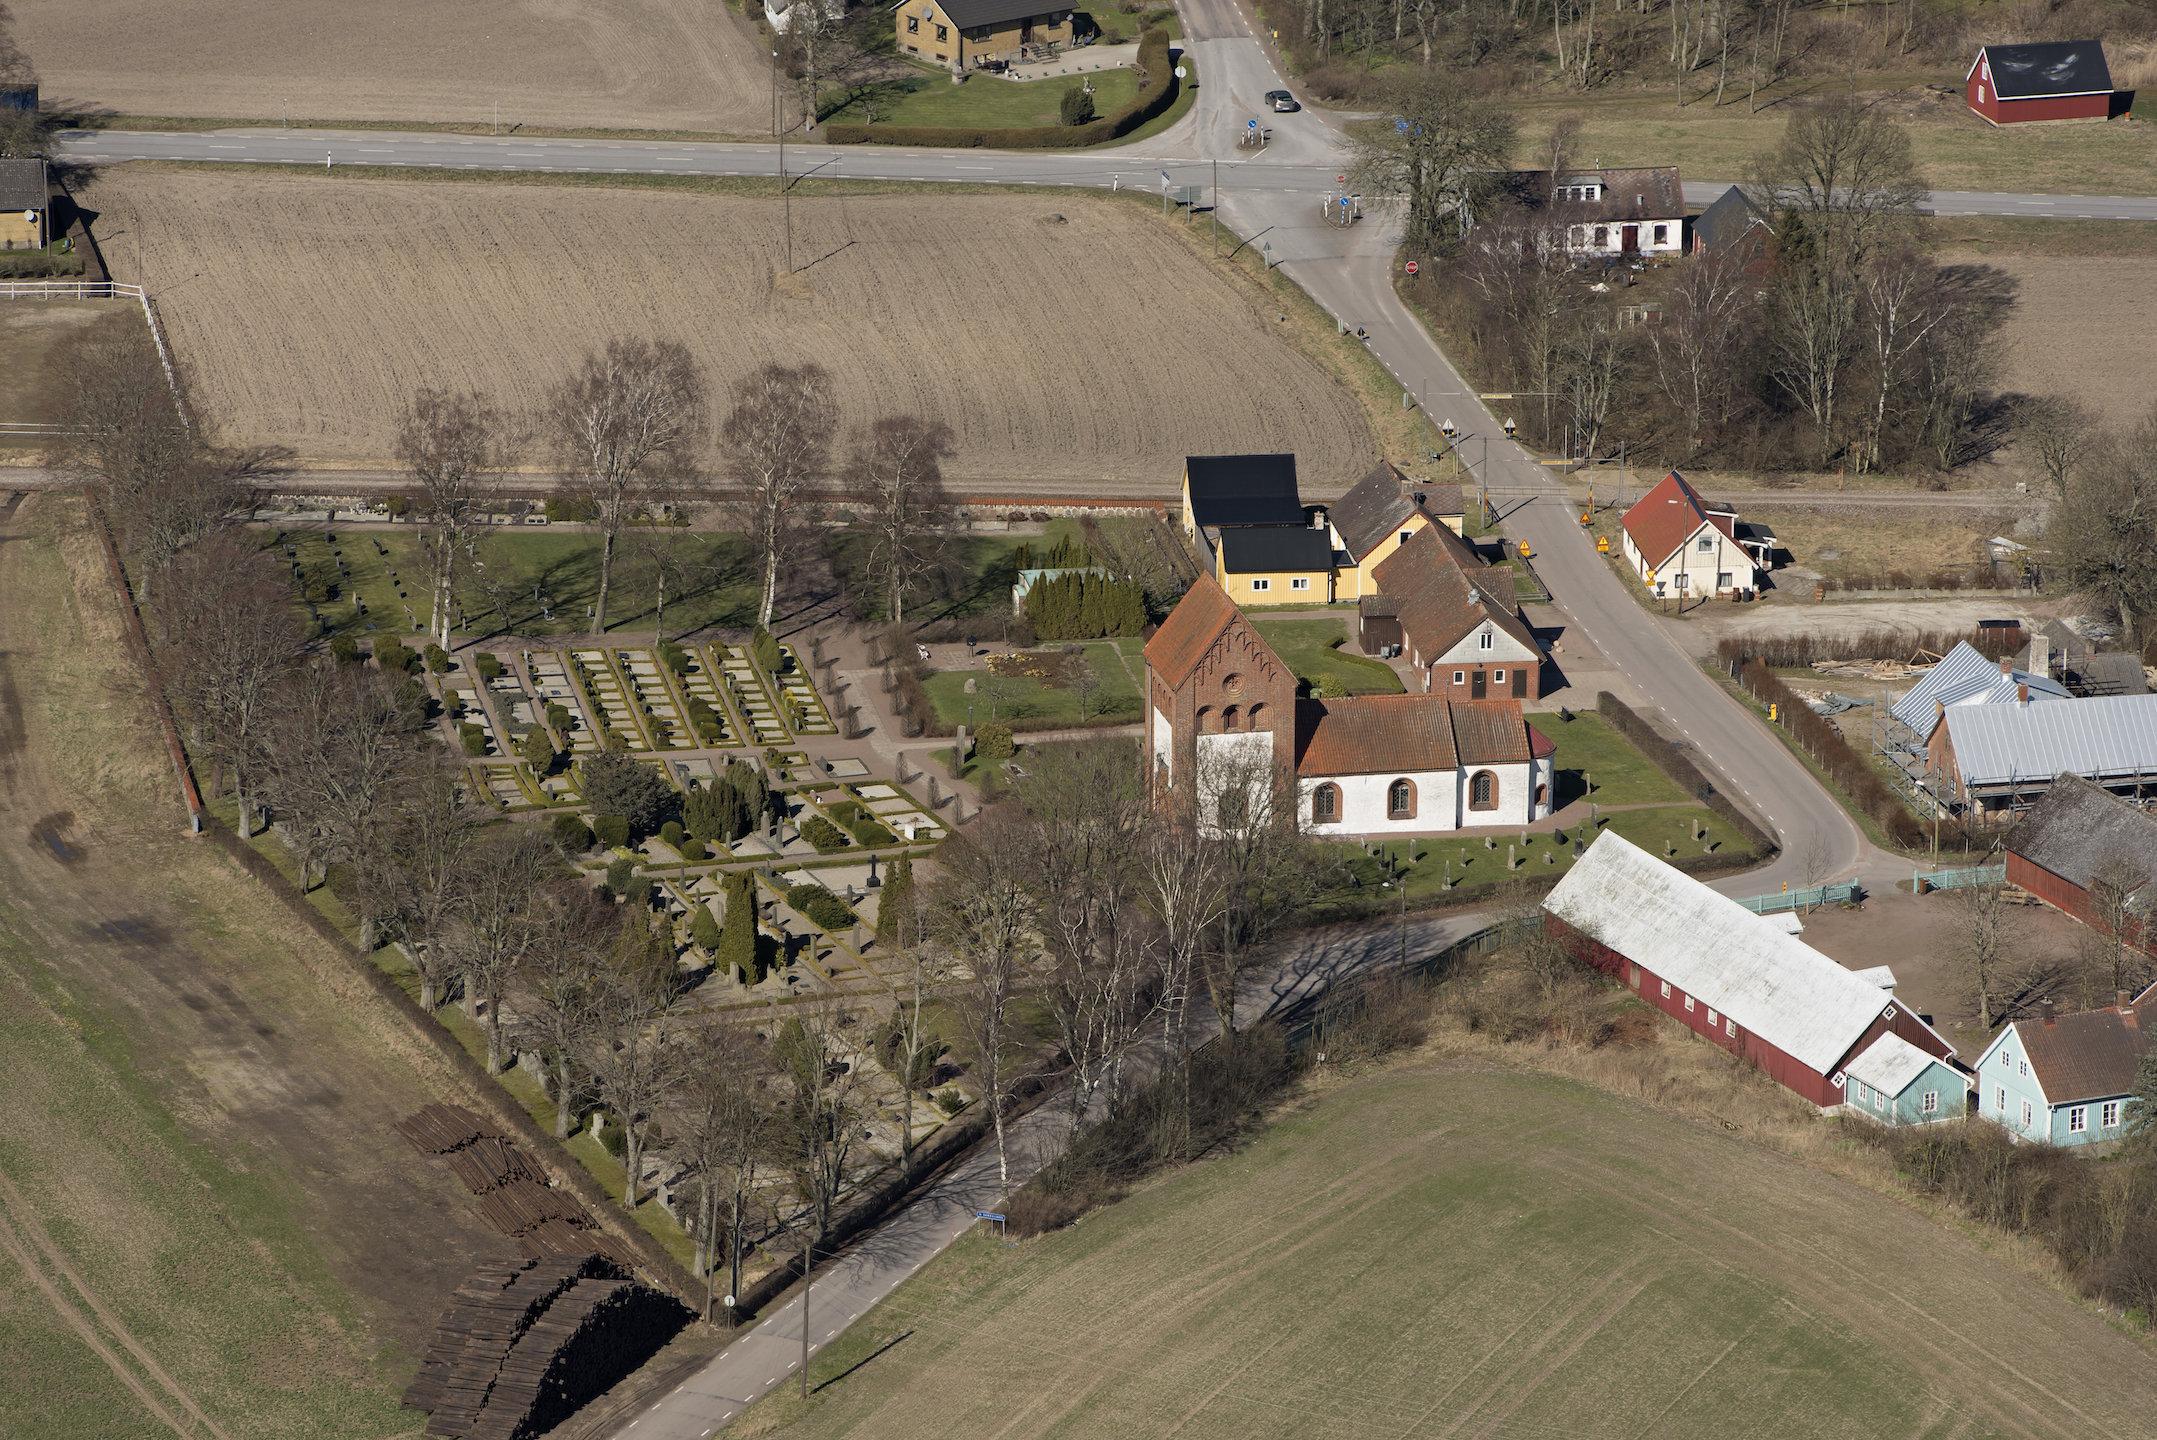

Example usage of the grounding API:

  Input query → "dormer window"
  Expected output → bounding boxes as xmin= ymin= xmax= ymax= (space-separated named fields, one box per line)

xmin=1478 ymin=630 xmax=1493 ymax=650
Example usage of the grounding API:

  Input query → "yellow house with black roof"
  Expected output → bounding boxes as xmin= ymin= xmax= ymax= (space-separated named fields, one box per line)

xmin=893 ymin=0 xmax=1073 ymax=68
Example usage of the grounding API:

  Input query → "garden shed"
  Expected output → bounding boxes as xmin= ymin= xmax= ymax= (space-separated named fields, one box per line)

xmin=1966 ymin=40 xmax=2117 ymax=125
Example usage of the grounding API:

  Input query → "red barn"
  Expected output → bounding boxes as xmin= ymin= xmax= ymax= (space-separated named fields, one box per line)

xmin=2004 ymin=774 xmax=2154 ymax=956
xmin=1967 ymin=41 xmax=2115 ymax=126
xmin=1544 ymin=832 xmax=1959 ymax=1109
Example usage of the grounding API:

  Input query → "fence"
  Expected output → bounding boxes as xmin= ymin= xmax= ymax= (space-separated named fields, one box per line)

xmin=0 ymin=280 xmax=186 ymax=427
xmin=1914 ymin=863 xmax=2005 ymax=894
xmin=1735 ymin=883 xmax=1861 ymax=914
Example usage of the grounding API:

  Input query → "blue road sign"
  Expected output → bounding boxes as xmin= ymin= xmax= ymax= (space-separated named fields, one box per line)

xmin=976 ymin=1211 xmax=1006 ymax=1221
xmin=1339 ymin=197 xmax=1350 ymax=208
xmin=1249 ymin=118 xmax=1258 ymax=129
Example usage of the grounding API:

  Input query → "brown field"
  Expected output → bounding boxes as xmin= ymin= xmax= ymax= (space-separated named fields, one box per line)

xmin=1940 ymin=251 xmax=2157 ymax=431
xmin=84 ymin=168 xmax=1378 ymax=488
xmin=16 ymin=0 xmax=774 ymax=134
xmin=1743 ymin=503 xmax=2003 ymax=583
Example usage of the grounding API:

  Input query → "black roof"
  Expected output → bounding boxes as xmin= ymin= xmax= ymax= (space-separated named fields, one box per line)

xmin=922 ymin=0 xmax=1070 ymax=29
xmin=1218 ymin=525 xmax=1332 ymax=574
xmin=1185 ymin=453 xmax=1305 ymax=528
xmin=1978 ymin=40 xmax=2112 ymax=99
xmin=0 ymin=159 xmax=46 ymax=213
xmin=1694 ymin=186 xmax=1769 ymax=255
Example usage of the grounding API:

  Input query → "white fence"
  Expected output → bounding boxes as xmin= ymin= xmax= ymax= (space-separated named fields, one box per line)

xmin=0 ymin=280 xmax=188 ymax=429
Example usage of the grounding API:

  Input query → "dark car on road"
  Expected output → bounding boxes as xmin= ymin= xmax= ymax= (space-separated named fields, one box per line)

xmin=1266 ymin=89 xmax=1299 ymax=112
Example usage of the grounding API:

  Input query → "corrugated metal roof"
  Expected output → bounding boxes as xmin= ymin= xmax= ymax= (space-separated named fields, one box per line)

xmin=1943 ymin=693 xmax=2157 ymax=790
xmin=1543 ymin=832 xmax=1926 ymax=1075
xmin=1890 ymin=641 xmax=2070 ymax=734
xmin=1844 ymin=1032 xmax=1951 ymax=1098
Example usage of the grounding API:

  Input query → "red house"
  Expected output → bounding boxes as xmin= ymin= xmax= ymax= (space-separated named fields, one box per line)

xmin=1544 ymin=833 xmax=1959 ymax=1109
xmin=2005 ymin=774 xmax=2153 ymax=956
xmin=1967 ymin=41 xmax=2115 ymax=126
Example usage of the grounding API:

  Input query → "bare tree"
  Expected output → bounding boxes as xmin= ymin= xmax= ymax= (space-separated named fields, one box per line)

xmin=934 ymin=818 xmax=1040 ymax=1202
xmin=2088 ymin=860 xmax=2153 ymax=998
xmin=516 ymin=882 xmax=613 ymax=1137
xmin=723 ymin=361 xmax=835 ymax=627
xmin=449 ymin=826 xmax=558 ymax=1074
xmin=2015 ymin=395 xmax=2102 ymax=505
xmin=769 ymin=1005 xmax=871 ymax=1252
xmin=581 ymin=912 xmax=689 ymax=1210
xmin=551 ymin=339 xmax=707 ymax=636
xmin=1948 ymin=881 xmax=2017 ymax=1032
xmin=1348 ymin=68 xmax=1518 ymax=257
xmin=258 ymin=661 xmax=427 ymax=899
xmin=1648 ymin=250 xmax=1754 ymax=455
xmin=344 ymin=762 xmax=484 ymax=1011
xmin=671 ymin=1021 xmax=771 ymax=1319
xmin=1139 ymin=814 xmax=1227 ymax=1160
xmin=851 ymin=415 xmax=955 ymax=624
xmin=1763 ymin=209 xmax=1862 ymax=467
xmin=1746 ymin=96 xmax=1929 ymax=264
xmin=2048 ymin=421 xmax=2157 ymax=649
xmin=46 ymin=311 xmax=194 ymax=502
xmin=1193 ymin=744 xmax=1314 ymax=1039
xmin=396 ymin=389 xmax=511 ymax=648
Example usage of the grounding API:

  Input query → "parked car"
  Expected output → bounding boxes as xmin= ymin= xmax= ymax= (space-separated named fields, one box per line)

xmin=1266 ymin=89 xmax=1299 ymax=112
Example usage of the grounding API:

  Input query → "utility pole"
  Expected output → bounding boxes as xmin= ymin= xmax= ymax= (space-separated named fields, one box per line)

xmin=1212 ymin=159 xmax=1219 ymax=257
xmin=800 ymin=1234 xmax=812 ymax=1398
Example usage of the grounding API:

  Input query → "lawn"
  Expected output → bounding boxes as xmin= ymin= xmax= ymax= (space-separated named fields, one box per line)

xmin=735 ymin=1065 xmax=2157 ymax=1438
xmin=828 ymin=520 xmax=1085 ymax=625
xmin=1541 ymin=710 xmax=1689 ymax=808
xmin=1246 ymin=615 xmax=1404 ymax=695
xmin=825 ymin=65 xmax=1141 ymax=129
xmin=261 ymin=525 xmax=759 ymax=640
xmin=922 ymin=639 xmax=1143 ymax=728
xmin=1324 ymin=804 xmax=1727 ymax=899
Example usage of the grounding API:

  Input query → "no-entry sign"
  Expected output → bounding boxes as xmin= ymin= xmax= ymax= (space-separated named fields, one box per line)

xmin=1405 ymin=260 xmax=1419 ymax=275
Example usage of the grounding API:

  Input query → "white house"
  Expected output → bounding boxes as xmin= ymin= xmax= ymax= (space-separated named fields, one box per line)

xmin=1482 ymin=166 xmax=1687 ymax=260
xmin=1618 ymin=471 xmax=1766 ymax=599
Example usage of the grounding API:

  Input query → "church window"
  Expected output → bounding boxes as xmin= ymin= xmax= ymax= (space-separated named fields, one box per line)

xmin=1469 ymin=770 xmax=1497 ymax=810
xmin=1247 ymin=703 xmax=1266 ymax=729
xmin=1387 ymin=779 xmax=1416 ymax=819
xmin=1221 ymin=673 xmax=1242 ymax=696
xmin=1221 ymin=706 xmax=1240 ymax=731
xmin=1312 ymin=784 xmax=1338 ymax=822
xmin=1195 ymin=706 xmax=1213 ymax=732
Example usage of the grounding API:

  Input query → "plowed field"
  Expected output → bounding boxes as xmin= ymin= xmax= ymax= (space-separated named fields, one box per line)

xmin=90 ymin=170 xmax=1377 ymax=489
xmin=1941 ymin=252 xmax=2157 ymax=430
xmin=17 ymin=0 xmax=772 ymax=133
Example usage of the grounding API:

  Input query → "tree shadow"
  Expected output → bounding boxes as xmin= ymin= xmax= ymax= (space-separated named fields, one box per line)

xmin=813 ymin=1329 xmax=913 ymax=1393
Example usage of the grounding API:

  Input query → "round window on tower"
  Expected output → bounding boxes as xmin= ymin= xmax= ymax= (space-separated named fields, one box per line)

xmin=1221 ymin=673 xmax=1243 ymax=696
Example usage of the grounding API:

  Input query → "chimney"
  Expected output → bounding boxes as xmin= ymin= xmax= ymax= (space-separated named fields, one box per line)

xmin=2041 ymin=997 xmax=2057 ymax=1027
xmin=2030 ymin=630 xmax=2050 ymax=679
xmin=2120 ymin=991 xmax=2137 ymax=1026
xmin=1999 ymin=655 xmax=2012 ymax=677
xmin=2018 ymin=681 xmax=2029 ymax=705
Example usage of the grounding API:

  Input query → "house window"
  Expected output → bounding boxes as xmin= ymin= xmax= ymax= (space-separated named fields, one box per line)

xmin=1468 ymin=771 xmax=1496 ymax=810
xmin=1492 ymin=669 xmax=1506 ymax=685
xmin=1660 ymin=980 xmax=1671 ymax=999
xmin=1399 ymin=531 xmax=1413 ymax=546
xmin=1717 ymin=572 xmax=1733 ymax=589
xmin=1291 ymin=577 xmax=1311 ymax=590
xmin=1478 ymin=630 xmax=1493 ymax=650
xmin=2105 ymin=1101 xmax=2122 ymax=1128
xmin=1387 ymin=779 xmax=1416 ymax=819
xmin=1312 ymin=783 xmax=1338 ymax=822
xmin=1674 ymin=573 xmax=1690 ymax=589
xmin=1858 ymin=1082 xmax=1873 ymax=1104
xmin=935 ymin=23 xmax=948 ymax=39
xmin=1922 ymin=1090 xmax=1939 ymax=1115
xmin=1684 ymin=994 xmax=1695 ymax=1012
xmin=1697 ymin=536 xmax=1714 ymax=552
xmin=1707 ymin=1007 xmax=1719 ymax=1026
xmin=2019 ymin=1059 xmax=2028 ymax=1078
xmin=907 ymin=15 xmax=919 ymax=30
xmin=1250 ymin=578 xmax=1270 ymax=592
xmin=2019 ymin=1100 xmax=2033 ymax=1128
xmin=2001 ymin=1051 xmax=2012 ymax=1068
xmin=1652 ymin=224 xmax=1668 ymax=244
xmin=1570 ymin=225 xmax=1586 ymax=247
xmin=2070 ymin=1106 xmax=2088 ymax=1134
xmin=1995 ymin=1086 xmax=2006 ymax=1113
xmin=1452 ymin=671 xmax=1464 ymax=686
xmin=1593 ymin=226 xmax=1608 ymax=247
xmin=1725 ymin=1017 xmax=1736 ymax=1037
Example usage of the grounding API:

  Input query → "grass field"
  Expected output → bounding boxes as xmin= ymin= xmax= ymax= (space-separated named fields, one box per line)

xmin=0 ymin=299 xmax=137 ymax=439
xmin=92 ymin=167 xmax=1376 ymax=489
xmin=923 ymin=640 xmax=1144 ymax=727
xmin=0 ymin=494 xmax=516 ymax=1437
xmin=1541 ymin=710 xmax=1689 ymax=807
xmin=1246 ymin=615 xmax=1405 ymax=695
xmin=737 ymin=1065 xmax=2157 ymax=1438
xmin=267 ymin=525 xmax=760 ymax=639
xmin=826 ymin=66 xmax=1142 ymax=128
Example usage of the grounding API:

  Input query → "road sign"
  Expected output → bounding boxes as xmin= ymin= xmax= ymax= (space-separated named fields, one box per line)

xmin=1405 ymin=260 xmax=1418 ymax=275
xmin=975 ymin=1211 xmax=1006 ymax=1221
xmin=1336 ymin=173 xmax=1345 ymax=183
xmin=1248 ymin=118 xmax=1258 ymax=129
xmin=1339 ymin=197 xmax=1350 ymax=208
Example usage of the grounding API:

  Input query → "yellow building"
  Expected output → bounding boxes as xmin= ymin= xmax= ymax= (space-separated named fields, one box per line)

xmin=1324 ymin=461 xmax=1460 ymax=601
xmin=1215 ymin=526 xmax=1333 ymax=605
xmin=0 ymin=160 xmax=48 ymax=252
xmin=894 ymin=0 xmax=1074 ymax=68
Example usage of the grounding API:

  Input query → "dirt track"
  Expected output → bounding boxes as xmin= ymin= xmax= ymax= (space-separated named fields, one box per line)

xmin=85 ymin=169 xmax=1378 ymax=490
xmin=17 ymin=0 xmax=774 ymax=134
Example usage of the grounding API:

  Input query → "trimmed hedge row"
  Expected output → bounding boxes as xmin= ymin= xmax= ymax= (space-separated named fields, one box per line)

xmin=1596 ymin=692 xmax=1779 ymax=857
xmin=825 ymin=29 xmax=1178 ymax=148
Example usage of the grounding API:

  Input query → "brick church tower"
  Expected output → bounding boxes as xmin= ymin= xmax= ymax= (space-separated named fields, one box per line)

xmin=1142 ymin=574 xmax=1297 ymax=806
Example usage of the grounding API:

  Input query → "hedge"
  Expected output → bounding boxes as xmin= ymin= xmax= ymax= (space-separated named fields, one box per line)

xmin=1596 ymin=692 xmax=1778 ymax=857
xmin=825 ymin=29 xmax=1179 ymax=149
xmin=1732 ymin=663 xmax=1924 ymax=847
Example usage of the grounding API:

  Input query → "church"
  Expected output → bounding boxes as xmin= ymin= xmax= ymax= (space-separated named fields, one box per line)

xmin=1143 ymin=576 xmax=1556 ymax=835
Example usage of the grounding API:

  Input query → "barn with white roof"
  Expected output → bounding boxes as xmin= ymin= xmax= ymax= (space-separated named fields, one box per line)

xmin=1542 ymin=833 xmax=1961 ymax=1110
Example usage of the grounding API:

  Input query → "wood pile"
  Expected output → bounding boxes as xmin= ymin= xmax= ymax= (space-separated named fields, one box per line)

xmin=518 ymin=1219 xmax=642 ymax=1272
xmin=475 ymin=1180 xmax=589 ymax=1237
xmin=446 ymin=1137 xmax=546 ymax=1195
xmin=395 ymin=1104 xmax=498 ymax=1154
xmin=404 ymin=1253 xmax=622 ymax=1434
xmin=465 ymin=1278 xmax=693 ymax=1440
xmin=1808 ymin=658 xmax=1930 ymax=681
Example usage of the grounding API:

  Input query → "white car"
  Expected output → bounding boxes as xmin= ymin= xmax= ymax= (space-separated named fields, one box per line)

xmin=1266 ymin=89 xmax=1299 ymax=112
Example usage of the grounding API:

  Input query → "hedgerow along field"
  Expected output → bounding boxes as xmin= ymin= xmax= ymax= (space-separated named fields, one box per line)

xmin=90 ymin=168 xmax=1378 ymax=492
xmin=16 ymin=0 xmax=776 ymax=134
xmin=738 ymin=1067 xmax=2157 ymax=1440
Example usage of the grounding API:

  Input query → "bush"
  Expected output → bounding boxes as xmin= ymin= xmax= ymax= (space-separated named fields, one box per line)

xmin=1060 ymin=83 xmax=1096 ymax=126
xmin=679 ymin=836 xmax=706 ymax=861
xmin=691 ymin=902 xmax=722 ymax=953
xmin=605 ymin=857 xmax=635 ymax=894
xmin=373 ymin=638 xmax=414 ymax=674
xmin=751 ymin=625 xmax=785 ymax=675
xmin=546 ymin=702 xmax=573 ymax=732
xmin=717 ymin=870 xmax=762 ymax=982
xmin=1596 ymin=694 xmax=1776 ymax=857
xmin=877 ymin=854 xmax=916 ymax=941
xmin=800 ymin=815 xmax=851 ymax=852
xmin=933 ymin=1087 xmax=967 ymax=1115
xmin=381 ymin=493 xmax=410 ymax=518
xmin=580 ymin=748 xmax=676 ymax=837
xmin=329 ymin=635 xmax=361 ymax=666
xmin=1713 ymin=625 xmax=2025 ymax=671
xmin=784 ymin=883 xmax=858 ymax=931
xmin=658 ymin=640 xmax=691 ymax=675
xmin=521 ymin=725 xmax=556 ymax=774
xmin=973 ymin=722 xmax=1015 ymax=761
xmin=1024 ymin=571 xmax=1148 ymax=640
xmin=623 ymin=874 xmax=654 ymax=908
xmin=475 ymin=652 xmax=504 ymax=681
xmin=660 ymin=820 xmax=685 ymax=848
xmin=459 ymin=723 xmax=487 ymax=756
xmin=551 ymin=814 xmax=593 ymax=852
xmin=544 ymin=496 xmax=594 ymax=523
xmin=592 ymin=814 xmax=631 ymax=849
xmin=423 ymin=642 xmax=452 ymax=674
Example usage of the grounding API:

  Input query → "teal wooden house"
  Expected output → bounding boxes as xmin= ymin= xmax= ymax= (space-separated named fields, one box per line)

xmin=1839 ymin=1031 xmax=1969 ymax=1127
xmin=1972 ymin=997 xmax=2149 ymax=1148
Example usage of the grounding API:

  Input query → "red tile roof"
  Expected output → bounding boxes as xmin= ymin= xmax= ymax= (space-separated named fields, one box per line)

xmin=1620 ymin=471 xmax=1732 ymax=572
xmin=1370 ymin=526 xmax=1542 ymax=664
xmin=1528 ymin=722 xmax=1555 ymax=759
xmin=2017 ymin=1006 xmax=2151 ymax=1104
xmin=1294 ymin=695 xmax=1532 ymax=776
xmin=1143 ymin=574 xmax=1240 ymax=689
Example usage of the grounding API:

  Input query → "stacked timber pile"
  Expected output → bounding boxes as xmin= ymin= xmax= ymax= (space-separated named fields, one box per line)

xmin=464 ymin=1278 xmax=693 ymax=1440
xmin=1809 ymin=658 xmax=1931 ymax=681
xmin=405 ymin=1254 xmax=621 ymax=1436
xmin=395 ymin=1104 xmax=497 ymax=1154
xmin=518 ymin=1218 xmax=642 ymax=1271
xmin=475 ymin=1180 xmax=588 ymax=1237
xmin=446 ymin=1137 xmax=546 ymax=1195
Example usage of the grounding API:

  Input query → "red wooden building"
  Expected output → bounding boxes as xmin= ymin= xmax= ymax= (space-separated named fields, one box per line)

xmin=1544 ymin=833 xmax=1959 ymax=1109
xmin=2005 ymin=774 xmax=2154 ymax=955
xmin=1966 ymin=41 xmax=2116 ymax=126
